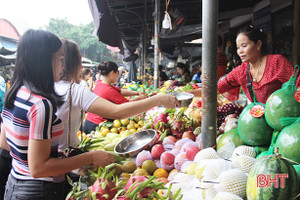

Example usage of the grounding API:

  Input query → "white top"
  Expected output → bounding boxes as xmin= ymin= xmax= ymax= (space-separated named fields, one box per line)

xmin=55 ymin=80 xmax=98 ymax=149
xmin=80 ymin=80 xmax=89 ymax=88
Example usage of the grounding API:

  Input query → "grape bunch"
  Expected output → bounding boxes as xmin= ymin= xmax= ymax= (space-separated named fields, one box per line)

xmin=169 ymin=80 xmax=185 ymax=88
xmin=217 ymin=102 xmax=244 ymax=128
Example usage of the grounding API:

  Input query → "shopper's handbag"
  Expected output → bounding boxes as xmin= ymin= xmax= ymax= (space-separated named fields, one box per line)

xmin=63 ymin=82 xmax=85 ymax=157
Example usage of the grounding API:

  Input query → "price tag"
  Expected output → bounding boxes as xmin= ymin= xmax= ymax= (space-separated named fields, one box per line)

xmin=294 ymin=89 xmax=300 ymax=103
xmin=250 ymin=104 xmax=265 ymax=118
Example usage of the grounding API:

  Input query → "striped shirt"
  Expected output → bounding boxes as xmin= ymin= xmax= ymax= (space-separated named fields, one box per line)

xmin=2 ymin=86 xmax=64 ymax=182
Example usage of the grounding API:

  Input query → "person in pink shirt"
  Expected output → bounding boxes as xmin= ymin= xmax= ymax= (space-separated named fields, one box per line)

xmin=83 ymin=61 xmax=147 ymax=133
xmin=189 ymin=25 xmax=300 ymax=104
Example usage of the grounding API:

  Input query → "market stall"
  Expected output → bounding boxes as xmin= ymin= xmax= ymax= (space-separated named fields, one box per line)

xmin=64 ymin=73 xmax=300 ymax=199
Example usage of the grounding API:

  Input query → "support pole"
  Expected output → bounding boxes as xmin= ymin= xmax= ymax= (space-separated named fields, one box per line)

xmin=142 ymin=0 xmax=148 ymax=81
xmin=201 ymin=0 xmax=218 ymax=148
xmin=154 ymin=0 xmax=160 ymax=90
xmin=293 ymin=0 xmax=300 ymax=65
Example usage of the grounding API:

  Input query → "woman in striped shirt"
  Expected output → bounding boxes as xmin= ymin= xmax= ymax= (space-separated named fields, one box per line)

xmin=2 ymin=29 xmax=114 ymax=200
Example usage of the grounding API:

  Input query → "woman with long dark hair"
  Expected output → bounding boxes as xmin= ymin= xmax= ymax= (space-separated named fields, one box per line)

xmin=56 ymin=40 xmax=176 ymax=149
xmin=1 ymin=30 xmax=114 ymax=200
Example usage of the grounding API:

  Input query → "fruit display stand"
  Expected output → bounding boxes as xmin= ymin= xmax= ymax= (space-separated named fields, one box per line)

xmin=67 ymin=79 xmax=300 ymax=199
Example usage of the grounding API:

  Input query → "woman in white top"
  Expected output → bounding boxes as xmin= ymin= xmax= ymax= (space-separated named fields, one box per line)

xmin=55 ymin=39 xmax=179 ymax=150
xmin=79 ymin=68 xmax=93 ymax=91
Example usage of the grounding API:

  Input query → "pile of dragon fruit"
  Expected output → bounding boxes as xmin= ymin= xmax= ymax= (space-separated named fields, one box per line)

xmin=143 ymin=106 xmax=195 ymax=140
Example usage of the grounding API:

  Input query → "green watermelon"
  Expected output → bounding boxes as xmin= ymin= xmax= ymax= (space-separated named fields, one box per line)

xmin=275 ymin=118 xmax=300 ymax=164
xmin=293 ymin=165 xmax=300 ymax=185
xmin=247 ymin=152 xmax=299 ymax=200
xmin=265 ymin=80 xmax=300 ymax=131
xmin=217 ymin=128 xmax=246 ymax=150
xmin=238 ymin=103 xmax=273 ymax=146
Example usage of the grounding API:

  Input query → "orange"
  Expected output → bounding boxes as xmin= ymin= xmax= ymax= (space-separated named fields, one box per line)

xmin=119 ymin=127 xmax=126 ymax=132
xmin=153 ymin=168 xmax=168 ymax=178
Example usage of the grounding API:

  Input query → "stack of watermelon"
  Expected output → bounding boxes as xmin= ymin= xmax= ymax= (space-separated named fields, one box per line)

xmin=243 ymin=66 xmax=300 ymax=199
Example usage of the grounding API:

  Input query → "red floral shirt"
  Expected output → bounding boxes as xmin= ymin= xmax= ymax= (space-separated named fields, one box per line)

xmin=218 ymin=54 xmax=300 ymax=104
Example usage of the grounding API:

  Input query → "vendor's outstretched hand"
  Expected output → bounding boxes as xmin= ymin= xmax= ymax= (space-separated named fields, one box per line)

xmin=134 ymin=92 xmax=148 ymax=100
xmin=187 ymin=88 xmax=202 ymax=97
xmin=157 ymin=94 xmax=180 ymax=108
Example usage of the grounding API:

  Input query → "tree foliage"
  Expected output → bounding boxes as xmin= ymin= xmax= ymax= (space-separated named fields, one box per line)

xmin=45 ymin=18 xmax=119 ymax=63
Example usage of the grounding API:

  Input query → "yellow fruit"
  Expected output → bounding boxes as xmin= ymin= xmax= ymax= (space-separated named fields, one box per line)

xmin=101 ymin=128 xmax=110 ymax=136
xmin=127 ymin=124 xmax=135 ymax=130
xmin=160 ymin=87 xmax=167 ymax=93
xmin=77 ymin=131 xmax=82 ymax=137
xmin=119 ymin=131 xmax=125 ymax=137
xmin=129 ymin=120 xmax=136 ymax=125
xmin=132 ymin=116 xmax=139 ymax=123
xmin=134 ymin=124 xmax=140 ymax=129
xmin=100 ymin=126 xmax=108 ymax=131
xmin=121 ymin=119 xmax=130 ymax=126
xmin=138 ymin=120 xmax=144 ymax=127
xmin=110 ymin=127 xmax=119 ymax=134
xmin=142 ymin=160 xmax=157 ymax=175
xmin=120 ymin=130 xmax=132 ymax=138
xmin=113 ymin=120 xmax=121 ymax=128
xmin=130 ymin=129 xmax=136 ymax=133
xmin=153 ymin=168 xmax=168 ymax=178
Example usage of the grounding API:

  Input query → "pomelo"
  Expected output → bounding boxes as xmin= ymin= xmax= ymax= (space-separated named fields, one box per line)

xmin=275 ymin=118 xmax=300 ymax=164
xmin=238 ymin=103 xmax=273 ymax=146
xmin=265 ymin=82 xmax=300 ymax=131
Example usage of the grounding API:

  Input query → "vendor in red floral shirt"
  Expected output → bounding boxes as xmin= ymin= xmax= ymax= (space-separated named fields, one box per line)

xmin=189 ymin=25 xmax=300 ymax=104
xmin=83 ymin=61 xmax=147 ymax=133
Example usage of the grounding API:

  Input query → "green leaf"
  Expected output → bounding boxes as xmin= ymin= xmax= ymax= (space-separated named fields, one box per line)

xmin=66 ymin=175 xmax=74 ymax=187
xmin=101 ymin=182 xmax=107 ymax=190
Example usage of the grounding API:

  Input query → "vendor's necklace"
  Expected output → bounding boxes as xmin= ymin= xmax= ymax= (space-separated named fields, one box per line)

xmin=251 ymin=59 xmax=262 ymax=83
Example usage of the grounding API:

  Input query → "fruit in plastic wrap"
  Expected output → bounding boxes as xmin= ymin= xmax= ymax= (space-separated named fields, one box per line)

xmin=232 ymin=145 xmax=256 ymax=158
xmin=216 ymin=169 xmax=247 ymax=198
xmin=194 ymin=147 xmax=221 ymax=163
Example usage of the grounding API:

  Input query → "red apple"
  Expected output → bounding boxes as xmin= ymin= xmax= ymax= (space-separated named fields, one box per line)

xmin=186 ymin=145 xmax=200 ymax=161
xmin=182 ymin=131 xmax=196 ymax=141
xmin=151 ymin=144 xmax=165 ymax=160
